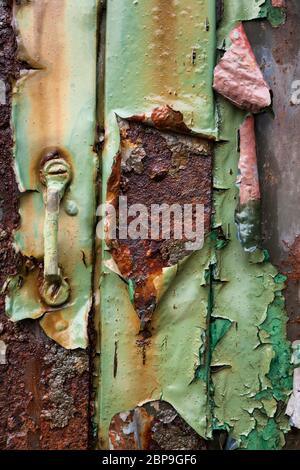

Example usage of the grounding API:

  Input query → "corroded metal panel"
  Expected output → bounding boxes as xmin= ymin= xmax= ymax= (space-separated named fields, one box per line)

xmin=5 ymin=0 xmax=99 ymax=349
xmin=0 ymin=1 xmax=90 ymax=450
xmin=109 ymin=402 xmax=207 ymax=450
xmin=97 ymin=0 xmax=292 ymax=451
xmin=0 ymin=0 xmax=296 ymax=452
xmin=97 ymin=0 xmax=217 ymax=447
xmin=107 ymin=120 xmax=213 ymax=324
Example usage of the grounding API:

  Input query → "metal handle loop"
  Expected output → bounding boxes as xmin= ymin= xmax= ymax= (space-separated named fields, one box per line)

xmin=40 ymin=157 xmax=71 ymax=307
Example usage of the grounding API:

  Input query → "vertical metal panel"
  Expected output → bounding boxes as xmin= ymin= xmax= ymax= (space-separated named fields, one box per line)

xmin=0 ymin=1 xmax=91 ymax=450
xmin=97 ymin=0 xmax=217 ymax=448
xmin=245 ymin=0 xmax=300 ymax=448
xmin=6 ymin=0 xmax=99 ymax=349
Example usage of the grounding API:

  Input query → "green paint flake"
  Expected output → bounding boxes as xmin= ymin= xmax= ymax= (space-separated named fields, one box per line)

xmin=235 ymin=200 xmax=261 ymax=253
xmin=104 ymin=0 xmax=217 ymax=138
xmin=291 ymin=342 xmax=300 ymax=368
xmin=212 ymin=97 xmax=291 ymax=447
xmin=7 ymin=0 xmax=98 ymax=349
xmin=95 ymin=0 xmax=291 ymax=450
xmin=127 ymin=279 xmax=136 ymax=305
xmin=259 ymin=0 xmax=286 ymax=27
xmin=241 ymin=418 xmax=286 ymax=450
xmin=259 ymin=292 xmax=292 ymax=402
xmin=210 ymin=318 xmax=232 ymax=352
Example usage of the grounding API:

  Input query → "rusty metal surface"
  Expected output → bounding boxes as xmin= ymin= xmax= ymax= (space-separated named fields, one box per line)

xmin=6 ymin=0 xmax=98 ymax=350
xmin=98 ymin=0 xmax=292 ymax=450
xmin=244 ymin=0 xmax=300 ymax=448
xmin=0 ymin=1 xmax=91 ymax=450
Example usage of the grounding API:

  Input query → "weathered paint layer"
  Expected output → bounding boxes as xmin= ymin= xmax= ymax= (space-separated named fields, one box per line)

xmin=5 ymin=0 xmax=99 ymax=349
xmin=109 ymin=402 xmax=208 ymax=450
xmin=210 ymin=0 xmax=291 ymax=449
xmin=97 ymin=0 xmax=217 ymax=448
xmin=103 ymin=0 xmax=217 ymax=139
xmin=213 ymin=23 xmax=271 ymax=113
xmin=0 ymin=1 xmax=91 ymax=449
xmin=96 ymin=0 xmax=292 ymax=450
xmin=286 ymin=341 xmax=300 ymax=429
xmin=235 ymin=115 xmax=261 ymax=252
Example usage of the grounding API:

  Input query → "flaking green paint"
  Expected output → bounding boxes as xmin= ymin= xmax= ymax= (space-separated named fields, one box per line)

xmin=259 ymin=0 xmax=286 ymax=27
xmin=97 ymin=0 xmax=218 ymax=447
xmin=209 ymin=1 xmax=291 ymax=448
xmin=5 ymin=0 xmax=290 ymax=449
xmin=235 ymin=201 xmax=261 ymax=252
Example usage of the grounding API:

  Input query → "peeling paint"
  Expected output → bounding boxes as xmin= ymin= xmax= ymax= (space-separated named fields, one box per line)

xmin=235 ymin=115 xmax=261 ymax=252
xmin=286 ymin=341 xmax=300 ymax=430
xmin=106 ymin=119 xmax=212 ymax=326
xmin=6 ymin=0 xmax=99 ymax=349
xmin=0 ymin=0 xmax=292 ymax=451
xmin=96 ymin=0 xmax=292 ymax=450
xmin=97 ymin=0 xmax=218 ymax=449
xmin=210 ymin=1 xmax=291 ymax=449
xmin=0 ymin=340 xmax=7 ymax=365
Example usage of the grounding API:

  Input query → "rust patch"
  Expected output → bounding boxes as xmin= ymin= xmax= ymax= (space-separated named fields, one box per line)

xmin=151 ymin=105 xmax=191 ymax=134
xmin=107 ymin=120 xmax=212 ymax=326
xmin=109 ymin=402 xmax=208 ymax=450
xmin=282 ymin=236 xmax=300 ymax=282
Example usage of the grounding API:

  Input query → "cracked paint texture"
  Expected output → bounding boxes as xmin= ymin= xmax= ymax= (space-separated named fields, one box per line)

xmin=97 ymin=0 xmax=218 ymax=448
xmin=210 ymin=0 xmax=291 ymax=449
xmin=97 ymin=0 xmax=291 ymax=450
xmin=1 ymin=0 xmax=291 ymax=450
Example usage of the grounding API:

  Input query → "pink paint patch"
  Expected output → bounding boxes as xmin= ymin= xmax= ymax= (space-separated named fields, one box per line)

xmin=237 ymin=115 xmax=260 ymax=206
xmin=272 ymin=0 xmax=285 ymax=7
xmin=213 ymin=23 xmax=271 ymax=113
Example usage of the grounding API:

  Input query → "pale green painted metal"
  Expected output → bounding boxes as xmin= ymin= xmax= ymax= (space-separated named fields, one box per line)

xmin=104 ymin=0 xmax=217 ymax=141
xmin=40 ymin=157 xmax=71 ymax=307
xmin=6 ymin=0 xmax=99 ymax=349
xmin=97 ymin=0 xmax=217 ymax=447
xmin=210 ymin=0 xmax=291 ymax=449
xmin=3 ymin=0 xmax=291 ymax=450
xmin=97 ymin=0 xmax=291 ymax=450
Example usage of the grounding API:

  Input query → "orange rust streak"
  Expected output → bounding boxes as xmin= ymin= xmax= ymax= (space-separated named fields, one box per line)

xmin=149 ymin=0 xmax=178 ymax=97
xmin=26 ymin=0 xmax=67 ymax=186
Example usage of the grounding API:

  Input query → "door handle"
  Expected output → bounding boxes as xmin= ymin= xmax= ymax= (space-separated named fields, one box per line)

xmin=40 ymin=155 xmax=71 ymax=307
